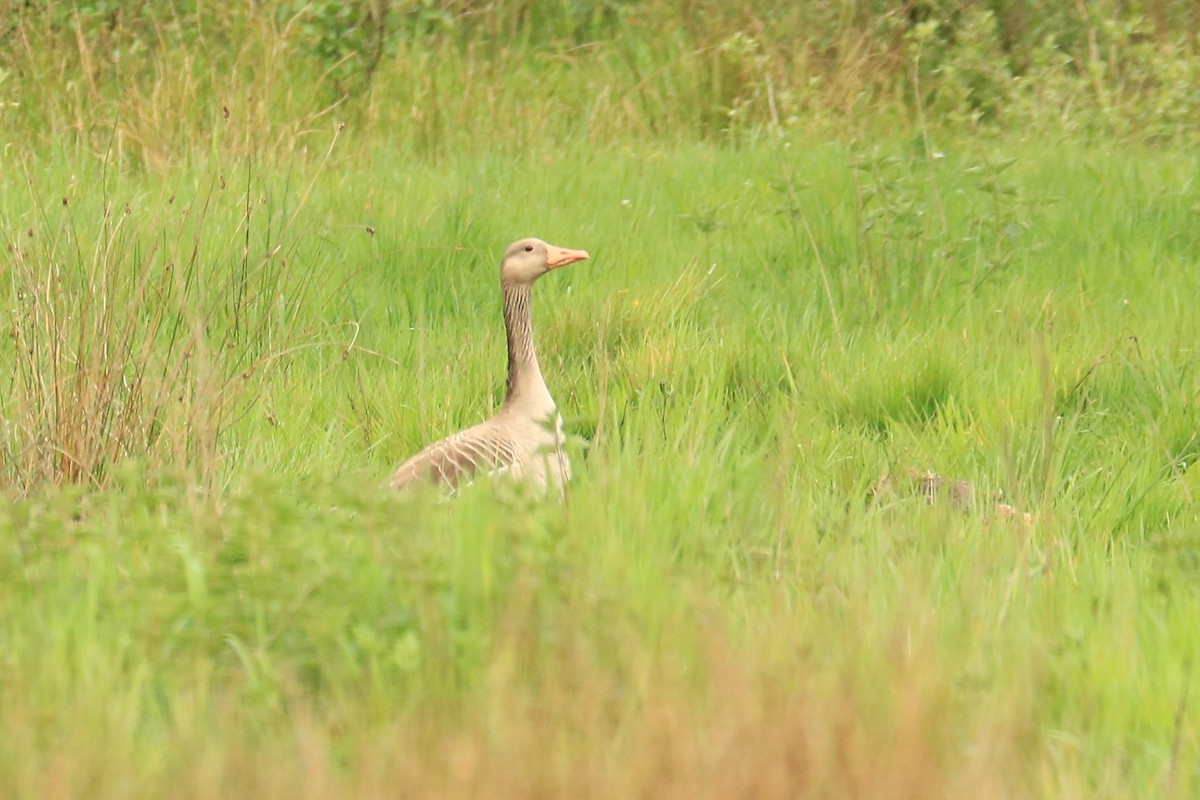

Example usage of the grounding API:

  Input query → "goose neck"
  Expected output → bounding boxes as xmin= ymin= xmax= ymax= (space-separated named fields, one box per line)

xmin=501 ymin=280 xmax=550 ymax=409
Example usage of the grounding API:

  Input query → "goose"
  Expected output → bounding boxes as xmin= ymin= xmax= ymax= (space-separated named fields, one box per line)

xmin=390 ymin=237 xmax=590 ymax=493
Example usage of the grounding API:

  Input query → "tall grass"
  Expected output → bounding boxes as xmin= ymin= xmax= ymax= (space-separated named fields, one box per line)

xmin=1 ymin=3 xmax=1198 ymax=798
xmin=4 ymin=0 xmax=1200 ymax=167
xmin=1 ymin=136 xmax=350 ymax=492
xmin=3 ymin=137 xmax=1197 ymax=797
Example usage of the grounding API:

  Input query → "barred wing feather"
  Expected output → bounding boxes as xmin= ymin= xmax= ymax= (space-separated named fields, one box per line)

xmin=390 ymin=422 xmax=519 ymax=490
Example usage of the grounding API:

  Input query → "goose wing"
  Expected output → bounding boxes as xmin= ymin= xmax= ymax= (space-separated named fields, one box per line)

xmin=390 ymin=419 xmax=519 ymax=491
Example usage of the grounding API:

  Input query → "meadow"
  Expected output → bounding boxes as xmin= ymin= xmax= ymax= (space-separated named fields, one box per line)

xmin=2 ymin=2 xmax=1199 ymax=797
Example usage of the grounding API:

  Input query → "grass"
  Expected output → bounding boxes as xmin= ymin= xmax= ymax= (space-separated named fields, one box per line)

xmin=1 ymin=135 xmax=1196 ymax=797
xmin=2 ymin=5 xmax=1200 ymax=793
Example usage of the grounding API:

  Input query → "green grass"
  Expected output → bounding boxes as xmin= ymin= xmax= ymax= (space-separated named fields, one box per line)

xmin=3 ymin=99 xmax=1200 ymax=800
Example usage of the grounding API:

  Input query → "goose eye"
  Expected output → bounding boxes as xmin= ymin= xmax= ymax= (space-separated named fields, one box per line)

xmin=523 ymin=245 xmax=534 ymax=252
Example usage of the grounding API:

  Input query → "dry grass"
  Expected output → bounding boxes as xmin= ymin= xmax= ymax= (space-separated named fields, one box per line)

xmin=1 ymin=621 xmax=1029 ymax=800
xmin=1 ymin=151 xmax=338 ymax=493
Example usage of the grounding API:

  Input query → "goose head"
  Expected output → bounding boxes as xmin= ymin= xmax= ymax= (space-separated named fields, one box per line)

xmin=500 ymin=238 xmax=590 ymax=285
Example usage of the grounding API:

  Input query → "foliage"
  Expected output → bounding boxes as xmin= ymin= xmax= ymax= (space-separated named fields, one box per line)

xmin=2 ymin=0 xmax=1200 ymax=163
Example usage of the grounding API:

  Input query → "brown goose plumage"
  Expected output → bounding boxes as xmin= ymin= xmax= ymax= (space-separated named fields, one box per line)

xmin=390 ymin=238 xmax=590 ymax=493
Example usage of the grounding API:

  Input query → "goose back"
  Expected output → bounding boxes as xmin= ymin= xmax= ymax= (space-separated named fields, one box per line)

xmin=390 ymin=408 xmax=570 ymax=492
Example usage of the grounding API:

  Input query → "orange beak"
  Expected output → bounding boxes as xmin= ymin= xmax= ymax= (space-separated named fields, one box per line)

xmin=545 ymin=244 xmax=590 ymax=269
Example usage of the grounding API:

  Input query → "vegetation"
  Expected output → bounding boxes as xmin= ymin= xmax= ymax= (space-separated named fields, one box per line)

xmin=1 ymin=2 xmax=1198 ymax=797
xmin=5 ymin=0 xmax=1200 ymax=164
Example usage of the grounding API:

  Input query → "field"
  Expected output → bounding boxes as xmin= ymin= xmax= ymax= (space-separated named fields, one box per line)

xmin=2 ymin=3 xmax=1199 ymax=798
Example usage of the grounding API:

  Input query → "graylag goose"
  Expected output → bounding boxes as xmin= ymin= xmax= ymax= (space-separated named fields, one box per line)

xmin=390 ymin=238 xmax=590 ymax=493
